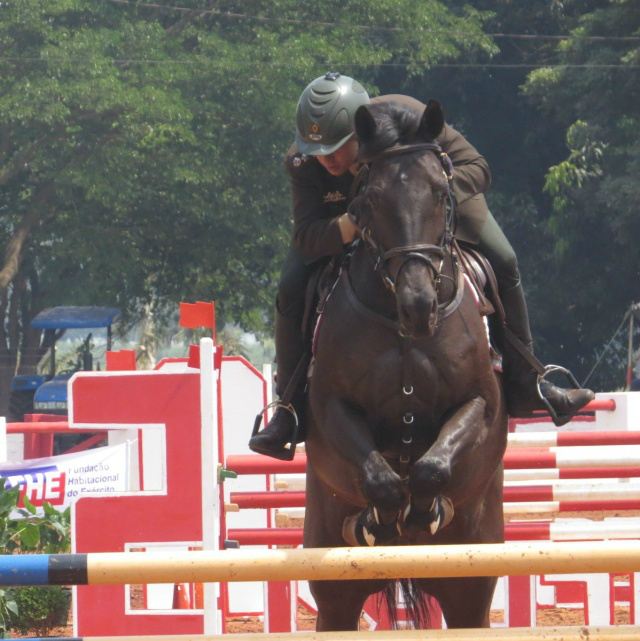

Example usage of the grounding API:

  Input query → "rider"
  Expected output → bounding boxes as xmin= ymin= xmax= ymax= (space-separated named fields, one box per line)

xmin=249 ymin=72 xmax=594 ymax=460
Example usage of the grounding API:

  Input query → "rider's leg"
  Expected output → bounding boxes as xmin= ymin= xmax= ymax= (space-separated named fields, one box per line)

xmin=477 ymin=212 xmax=594 ymax=425
xmin=248 ymin=247 xmax=314 ymax=459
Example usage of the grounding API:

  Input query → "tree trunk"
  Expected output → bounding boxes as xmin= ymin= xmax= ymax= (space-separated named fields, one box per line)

xmin=136 ymin=301 xmax=158 ymax=370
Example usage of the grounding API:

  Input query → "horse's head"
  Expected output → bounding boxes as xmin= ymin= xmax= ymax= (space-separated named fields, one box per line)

xmin=352 ymin=99 xmax=452 ymax=338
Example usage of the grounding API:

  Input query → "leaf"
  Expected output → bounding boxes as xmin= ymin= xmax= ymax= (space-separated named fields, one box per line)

xmin=6 ymin=600 xmax=19 ymax=616
xmin=18 ymin=521 xmax=40 ymax=548
xmin=42 ymin=501 xmax=57 ymax=516
xmin=22 ymin=496 xmax=37 ymax=515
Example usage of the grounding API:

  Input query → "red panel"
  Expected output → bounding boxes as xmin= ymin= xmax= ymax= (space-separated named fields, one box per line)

xmin=106 ymin=350 xmax=137 ymax=371
xmin=72 ymin=371 xmax=205 ymax=636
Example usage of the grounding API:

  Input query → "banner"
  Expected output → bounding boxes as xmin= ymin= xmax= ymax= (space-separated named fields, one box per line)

xmin=0 ymin=442 xmax=132 ymax=516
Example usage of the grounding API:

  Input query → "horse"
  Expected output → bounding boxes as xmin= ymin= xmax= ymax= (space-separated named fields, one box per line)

xmin=303 ymin=98 xmax=508 ymax=631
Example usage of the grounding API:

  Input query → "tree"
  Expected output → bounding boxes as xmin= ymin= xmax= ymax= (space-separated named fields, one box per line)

xmin=0 ymin=0 xmax=494 ymax=414
xmin=381 ymin=0 xmax=639 ymax=388
xmin=523 ymin=0 xmax=640 ymax=388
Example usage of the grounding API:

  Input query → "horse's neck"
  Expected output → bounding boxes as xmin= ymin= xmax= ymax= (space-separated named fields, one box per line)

xmin=347 ymin=247 xmax=398 ymax=317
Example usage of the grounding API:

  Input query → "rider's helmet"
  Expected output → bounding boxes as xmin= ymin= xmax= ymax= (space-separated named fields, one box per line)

xmin=295 ymin=72 xmax=370 ymax=156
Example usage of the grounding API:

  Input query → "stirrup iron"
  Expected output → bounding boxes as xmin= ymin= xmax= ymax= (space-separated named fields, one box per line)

xmin=251 ymin=400 xmax=300 ymax=461
xmin=536 ymin=364 xmax=581 ymax=424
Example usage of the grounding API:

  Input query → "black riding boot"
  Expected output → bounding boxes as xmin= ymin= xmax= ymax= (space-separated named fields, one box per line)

xmin=248 ymin=309 xmax=306 ymax=460
xmin=501 ymin=283 xmax=594 ymax=426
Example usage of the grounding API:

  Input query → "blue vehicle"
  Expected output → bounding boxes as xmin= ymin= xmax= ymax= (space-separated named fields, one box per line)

xmin=9 ymin=306 xmax=121 ymax=421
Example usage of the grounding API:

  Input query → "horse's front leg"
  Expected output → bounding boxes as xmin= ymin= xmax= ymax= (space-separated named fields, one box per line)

xmin=407 ymin=396 xmax=507 ymax=533
xmin=322 ymin=396 xmax=407 ymax=524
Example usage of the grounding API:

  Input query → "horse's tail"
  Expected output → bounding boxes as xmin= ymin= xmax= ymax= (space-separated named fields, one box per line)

xmin=381 ymin=579 xmax=436 ymax=630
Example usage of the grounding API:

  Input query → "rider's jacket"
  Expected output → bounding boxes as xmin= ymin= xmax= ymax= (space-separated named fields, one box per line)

xmin=285 ymin=94 xmax=491 ymax=263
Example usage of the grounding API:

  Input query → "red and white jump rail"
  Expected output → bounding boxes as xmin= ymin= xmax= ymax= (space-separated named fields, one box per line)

xmin=508 ymin=430 xmax=640 ymax=448
xmin=220 ymin=393 xmax=640 ymax=630
xmin=0 ymin=416 xmax=108 ymax=460
xmin=226 ymin=444 xmax=640 ymax=475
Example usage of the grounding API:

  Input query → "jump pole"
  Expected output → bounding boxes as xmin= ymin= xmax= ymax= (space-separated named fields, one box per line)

xmin=3 ymin=540 xmax=640 ymax=586
xmin=23 ymin=626 xmax=640 ymax=641
xmin=226 ymin=445 xmax=640 ymax=475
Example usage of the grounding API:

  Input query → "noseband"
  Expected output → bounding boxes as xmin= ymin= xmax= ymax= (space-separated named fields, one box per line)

xmin=350 ymin=142 xmax=458 ymax=295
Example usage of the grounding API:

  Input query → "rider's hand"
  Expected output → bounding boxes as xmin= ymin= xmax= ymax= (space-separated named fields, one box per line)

xmin=338 ymin=212 xmax=358 ymax=244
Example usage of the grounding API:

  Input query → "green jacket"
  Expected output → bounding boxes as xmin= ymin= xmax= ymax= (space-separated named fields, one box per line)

xmin=285 ymin=94 xmax=491 ymax=262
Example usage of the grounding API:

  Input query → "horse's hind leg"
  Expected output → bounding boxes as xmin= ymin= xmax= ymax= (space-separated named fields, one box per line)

xmin=421 ymin=576 xmax=497 ymax=628
xmin=310 ymin=578 xmax=383 ymax=631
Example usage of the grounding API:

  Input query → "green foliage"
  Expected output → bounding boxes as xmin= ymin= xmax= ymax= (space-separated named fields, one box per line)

xmin=0 ymin=589 xmax=18 ymax=635
xmin=9 ymin=586 xmax=71 ymax=637
xmin=0 ymin=479 xmax=71 ymax=634
xmin=1 ymin=0 xmax=636 ymax=392
xmin=0 ymin=478 xmax=71 ymax=554
xmin=521 ymin=0 xmax=640 ymax=387
xmin=0 ymin=0 xmax=494 ymax=335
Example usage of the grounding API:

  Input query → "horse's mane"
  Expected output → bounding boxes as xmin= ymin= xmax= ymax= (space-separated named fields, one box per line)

xmin=356 ymin=101 xmax=422 ymax=160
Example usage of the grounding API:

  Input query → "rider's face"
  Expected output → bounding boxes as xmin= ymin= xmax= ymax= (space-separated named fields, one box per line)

xmin=315 ymin=137 xmax=359 ymax=176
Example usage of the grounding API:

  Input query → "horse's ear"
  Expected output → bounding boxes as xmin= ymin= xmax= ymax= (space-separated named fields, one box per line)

xmin=354 ymin=104 xmax=377 ymax=144
xmin=417 ymin=99 xmax=445 ymax=141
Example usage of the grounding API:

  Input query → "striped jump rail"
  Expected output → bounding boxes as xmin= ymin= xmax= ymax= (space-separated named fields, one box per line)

xmin=2 ymin=540 xmax=640 ymax=586
xmin=504 ymin=466 xmax=640 ymax=481
xmin=17 ymin=624 xmax=640 ymax=641
xmin=227 ymin=517 xmax=640 ymax=546
xmin=507 ymin=430 xmax=640 ymax=448
xmin=225 ymin=444 xmax=640 ymax=476
xmin=17 ymin=625 xmax=640 ymax=641
xmin=229 ymin=482 xmax=640 ymax=510
xmin=274 ymin=468 xmax=640 ymax=487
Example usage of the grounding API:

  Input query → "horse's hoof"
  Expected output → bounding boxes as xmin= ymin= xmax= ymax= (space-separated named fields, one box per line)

xmin=342 ymin=506 xmax=401 ymax=546
xmin=402 ymin=496 xmax=454 ymax=536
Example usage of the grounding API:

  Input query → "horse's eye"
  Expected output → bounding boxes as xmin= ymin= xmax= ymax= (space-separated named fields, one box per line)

xmin=364 ymin=188 xmax=381 ymax=208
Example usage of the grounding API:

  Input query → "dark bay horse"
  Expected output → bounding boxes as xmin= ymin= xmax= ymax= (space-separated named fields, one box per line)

xmin=304 ymin=99 xmax=508 ymax=630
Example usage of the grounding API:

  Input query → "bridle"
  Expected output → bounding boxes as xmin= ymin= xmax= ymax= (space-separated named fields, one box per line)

xmin=349 ymin=142 xmax=458 ymax=299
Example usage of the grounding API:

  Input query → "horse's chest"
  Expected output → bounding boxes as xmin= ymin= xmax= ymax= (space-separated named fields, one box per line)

xmin=316 ymin=287 xmax=483 ymax=412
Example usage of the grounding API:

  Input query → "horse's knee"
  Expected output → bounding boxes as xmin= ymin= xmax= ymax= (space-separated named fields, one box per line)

xmin=409 ymin=456 xmax=451 ymax=500
xmin=361 ymin=453 xmax=406 ymax=514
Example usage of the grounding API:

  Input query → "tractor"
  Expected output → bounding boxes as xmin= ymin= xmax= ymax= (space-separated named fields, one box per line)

xmin=9 ymin=306 xmax=121 ymax=422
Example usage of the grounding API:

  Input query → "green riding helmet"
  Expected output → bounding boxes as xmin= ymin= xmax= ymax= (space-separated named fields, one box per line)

xmin=295 ymin=72 xmax=370 ymax=156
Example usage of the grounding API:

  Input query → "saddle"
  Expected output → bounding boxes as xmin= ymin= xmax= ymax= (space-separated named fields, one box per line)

xmin=454 ymin=242 xmax=504 ymax=323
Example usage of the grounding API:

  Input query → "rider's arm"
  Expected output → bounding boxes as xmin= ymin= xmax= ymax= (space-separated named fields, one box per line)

xmin=439 ymin=123 xmax=492 ymax=206
xmin=286 ymin=156 xmax=350 ymax=260
xmin=337 ymin=213 xmax=357 ymax=244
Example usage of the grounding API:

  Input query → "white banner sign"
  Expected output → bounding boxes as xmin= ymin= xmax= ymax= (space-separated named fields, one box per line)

xmin=0 ymin=442 xmax=131 ymax=516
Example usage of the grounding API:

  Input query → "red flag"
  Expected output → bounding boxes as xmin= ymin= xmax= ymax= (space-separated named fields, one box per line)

xmin=179 ymin=301 xmax=215 ymax=335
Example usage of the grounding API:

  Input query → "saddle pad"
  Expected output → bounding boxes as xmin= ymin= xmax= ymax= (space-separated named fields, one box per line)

xmin=463 ymin=272 xmax=503 ymax=373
